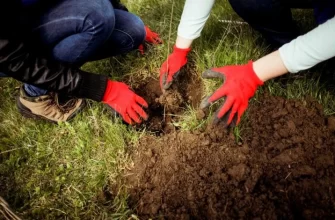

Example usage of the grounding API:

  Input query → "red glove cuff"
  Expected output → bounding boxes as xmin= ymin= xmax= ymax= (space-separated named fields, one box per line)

xmin=144 ymin=26 xmax=151 ymax=41
xmin=102 ymin=80 xmax=114 ymax=102
xmin=173 ymin=45 xmax=191 ymax=55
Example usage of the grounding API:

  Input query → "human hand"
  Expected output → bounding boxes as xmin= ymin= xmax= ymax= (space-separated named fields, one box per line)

xmin=159 ymin=45 xmax=191 ymax=91
xmin=200 ymin=61 xmax=263 ymax=126
xmin=102 ymin=80 xmax=148 ymax=124
xmin=138 ymin=26 xmax=162 ymax=54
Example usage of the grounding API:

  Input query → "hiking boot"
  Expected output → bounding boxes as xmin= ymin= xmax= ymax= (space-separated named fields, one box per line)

xmin=16 ymin=86 xmax=85 ymax=123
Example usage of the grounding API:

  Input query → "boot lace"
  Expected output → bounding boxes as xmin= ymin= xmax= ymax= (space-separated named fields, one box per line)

xmin=47 ymin=93 xmax=78 ymax=114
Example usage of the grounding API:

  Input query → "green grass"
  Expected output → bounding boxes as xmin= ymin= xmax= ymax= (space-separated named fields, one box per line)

xmin=0 ymin=86 xmax=137 ymax=219
xmin=1 ymin=0 xmax=335 ymax=219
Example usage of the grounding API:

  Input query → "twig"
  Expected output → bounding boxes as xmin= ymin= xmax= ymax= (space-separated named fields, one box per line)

xmin=0 ymin=146 xmax=33 ymax=155
xmin=218 ymin=19 xmax=248 ymax=25
xmin=0 ymin=196 xmax=22 ymax=220
xmin=34 ymin=206 xmax=67 ymax=215
xmin=284 ymin=172 xmax=292 ymax=180
xmin=163 ymin=104 xmax=166 ymax=122
xmin=167 ymin=0 xmax=175 ymax=58
xmin=71 ymin=186 xmax=86 ymax=200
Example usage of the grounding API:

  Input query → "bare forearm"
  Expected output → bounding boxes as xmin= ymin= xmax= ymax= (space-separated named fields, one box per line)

xmin=176 ymin=36 xmax=193 ymax=49
xmin=253 ymin=50 xmax=288 ymax=82
xmin=254 ymin=17 xmax=335 ymax=81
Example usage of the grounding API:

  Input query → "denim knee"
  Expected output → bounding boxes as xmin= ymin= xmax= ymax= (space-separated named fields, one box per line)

xmin=84 ymin=0 xmax=116 ymax=42
xmin=114 ymin=10 xmax=145 ymax=50
xmin=131 ymin=15 xmax=146 ymax=48
xmin=48 ymin=0 xmax=116 ymax=63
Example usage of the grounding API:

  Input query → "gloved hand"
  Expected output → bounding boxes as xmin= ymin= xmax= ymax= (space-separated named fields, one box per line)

xmin=102 ymin=80 xmax=148 ymax=124
xmin=159 ymin=45 xmax=191 ymax=90
xmin=138 ymin=26 xmax=162 ymax=54
xmin=200 ymin=61 xmax=263 ymax=126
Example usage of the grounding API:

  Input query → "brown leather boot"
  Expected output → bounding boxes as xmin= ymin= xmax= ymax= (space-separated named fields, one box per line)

xmin=16 ymin=86 xmax=85 ymax=123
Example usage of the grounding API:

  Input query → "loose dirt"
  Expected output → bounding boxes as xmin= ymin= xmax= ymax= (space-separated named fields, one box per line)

xmin=127 ymin=94 xmax=335 ymax=219
xmin=133 ymin=65 xmax=202 ymax=134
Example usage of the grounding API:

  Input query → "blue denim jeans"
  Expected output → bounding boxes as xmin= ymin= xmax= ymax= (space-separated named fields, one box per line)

xmin=1 ymin=0 xmax=145 ymax=96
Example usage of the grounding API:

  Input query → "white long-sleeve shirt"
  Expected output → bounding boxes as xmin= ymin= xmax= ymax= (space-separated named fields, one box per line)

xmin=177 ymin=0 xmax=335 ymax=74
xmin=177 ymin=0 xmax=215 ymax=39
xmin=279 ymin=16 xmax=335 ymax=73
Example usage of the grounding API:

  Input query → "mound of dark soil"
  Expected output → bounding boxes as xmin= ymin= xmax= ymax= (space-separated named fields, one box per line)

xmin=127 ymin=94 xmax=335 ymax=219
xmin=133 ymin=65 xmax=202 ymax=134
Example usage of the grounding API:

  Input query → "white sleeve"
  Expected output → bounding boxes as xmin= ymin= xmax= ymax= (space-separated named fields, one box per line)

xmin=279 ymin=16 xmax=335 ymax=73
xmin=177 ymin=0 xmax=215 ymax=40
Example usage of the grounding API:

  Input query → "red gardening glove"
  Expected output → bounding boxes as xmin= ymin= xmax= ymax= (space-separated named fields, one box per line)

xmin=102 ymin=80 xmax=148 ymax=124
xmin=159 ymin=45 xmax=191 ymax=91
xmin=200 ymin=61 xmax=263 ymax=126
xmin=138 ymin=26 xmax=162 ymax=54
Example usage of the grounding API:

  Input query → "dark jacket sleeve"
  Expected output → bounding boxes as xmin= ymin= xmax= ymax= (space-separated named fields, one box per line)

xmin=0 ymin=37 xmax=107 ymax=101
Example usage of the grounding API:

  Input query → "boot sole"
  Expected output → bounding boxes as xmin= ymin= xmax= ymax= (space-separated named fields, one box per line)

xmin=16 ymin=96 xmax=86 ymax=123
